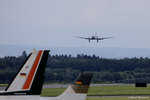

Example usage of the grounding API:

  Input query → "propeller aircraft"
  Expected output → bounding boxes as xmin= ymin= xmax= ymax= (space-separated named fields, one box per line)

xmin=75 ymin=33 xmax=114 ymax=42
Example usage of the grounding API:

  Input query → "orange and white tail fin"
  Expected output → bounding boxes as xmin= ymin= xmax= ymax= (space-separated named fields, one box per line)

xmin=0 ymin=49 xmax=49 ymax=96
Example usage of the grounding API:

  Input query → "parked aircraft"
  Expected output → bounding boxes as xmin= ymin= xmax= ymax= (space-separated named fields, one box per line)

xmin=0 ymin=49 xmax=93 ymax=100
xmin=40 ymin=71 xmax=93 ymax=100
xmin=75 ymin=33 xmax=113 ymax=42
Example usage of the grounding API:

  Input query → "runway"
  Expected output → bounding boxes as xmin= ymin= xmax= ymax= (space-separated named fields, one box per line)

xmin=42 ymin=83 xmax=136 ymax=89
xmin=0 ymin=84 xmax=136 ymax=90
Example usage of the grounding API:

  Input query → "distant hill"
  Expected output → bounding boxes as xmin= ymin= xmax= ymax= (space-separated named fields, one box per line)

xmin=0 ymin=44 xmax=150 ymax=58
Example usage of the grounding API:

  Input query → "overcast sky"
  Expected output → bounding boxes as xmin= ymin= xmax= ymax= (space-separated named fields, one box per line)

xmin=0 ymin=0 xmax=150 ymax=48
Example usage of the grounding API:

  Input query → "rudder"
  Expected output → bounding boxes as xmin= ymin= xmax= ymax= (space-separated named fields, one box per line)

xmin=0 ymin=49 xmax=50 ymax=96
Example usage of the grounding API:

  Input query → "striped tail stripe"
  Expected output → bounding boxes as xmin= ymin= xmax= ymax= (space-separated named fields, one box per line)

xmin=22 ymin=50 xmax=43 ymax=90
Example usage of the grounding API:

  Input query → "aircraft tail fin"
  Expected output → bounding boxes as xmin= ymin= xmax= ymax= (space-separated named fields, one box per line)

xmin=0 ymin=49 xmax=50 ymax=96
xmin=46 ymin=71 xmax=93 ymax=100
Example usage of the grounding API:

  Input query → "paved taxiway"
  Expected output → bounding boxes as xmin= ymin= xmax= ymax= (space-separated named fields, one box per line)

xmin=43 ymin=83 xmax=136 ymax=88
xmin=0 ymin=84 xmax=136 ymax=90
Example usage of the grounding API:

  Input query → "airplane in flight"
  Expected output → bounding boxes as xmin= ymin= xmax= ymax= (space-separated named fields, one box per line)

xmin=0 ymin=49 xmax=93 ymax=100
xmin=75 ymin=33 xmax=114 ymax=42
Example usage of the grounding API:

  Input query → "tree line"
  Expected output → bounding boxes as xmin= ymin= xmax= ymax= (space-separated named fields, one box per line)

xmin=0 ymin=51 xmax=150 ymax=84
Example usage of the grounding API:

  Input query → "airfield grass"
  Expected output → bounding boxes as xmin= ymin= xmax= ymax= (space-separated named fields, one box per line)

xmin=87 ymin=85 xmax=150 ymax=96
xmin=41 ymin=85 xmax=150 ymax=97
xmin=0 ymin=84 xmax=8 ymax=86
xmin=41 ymin=88 xmax=66 ymax=97
xmin=86 ymin=97 xmax=150 ymax=100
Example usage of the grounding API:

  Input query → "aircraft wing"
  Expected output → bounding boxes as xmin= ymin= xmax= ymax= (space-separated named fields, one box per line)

xmin=98 ymin=37 xmax=114 ymax=40
xmin=75 ymin=36 xmax=89 ymax=39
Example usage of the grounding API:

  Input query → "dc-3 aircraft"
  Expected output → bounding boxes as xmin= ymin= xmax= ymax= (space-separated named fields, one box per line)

xmin=0 ymin=49 xmax=93 ymax=100
xmin=75 ymin=33 xmax=114 ymax=42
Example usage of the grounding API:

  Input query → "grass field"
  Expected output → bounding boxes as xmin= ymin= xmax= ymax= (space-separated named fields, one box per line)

xmin=41 ymin=85 xmax=150 ymax=96
xmin=86 ymin=96 xmax=150 ymax=100
xmin=41 ymin=88 xmax=66 ymax=97
xmin=87 ymin=85 xmax=150 ymax=96
xmin=0 ymin=84 xmax=8 ymax=86
xmin=41 ymin=85 xmax=150 ymax=100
